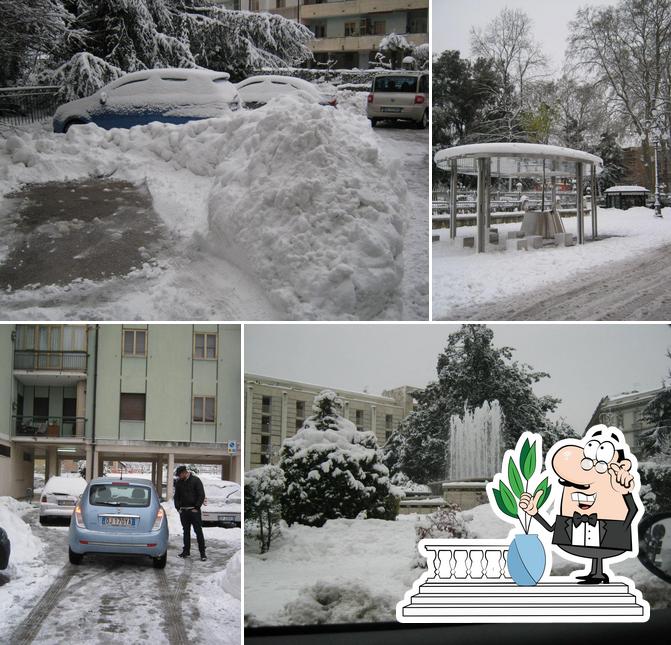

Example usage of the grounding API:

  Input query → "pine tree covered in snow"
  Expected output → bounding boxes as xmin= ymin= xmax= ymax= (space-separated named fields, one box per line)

xmin=595 ymin=130 xmax=625 ymax=192
xmin=394 ymin=325 xmax=561 ymax=483
xmin=642 ymin=368 xmax=671 ymax=459
xmin=280 ymin=390 xmax=397 ymax=527
xmin=379 ymin=33 xmax=412 ymax=69
xmin=245 ymin=464 xmax=285 ymax=553
xmin=34 ymin=0 xmax=313 ymax=97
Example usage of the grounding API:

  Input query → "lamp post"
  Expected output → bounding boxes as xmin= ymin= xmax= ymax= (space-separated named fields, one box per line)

xmin=654 ymin=137 xmax=663 ymax=217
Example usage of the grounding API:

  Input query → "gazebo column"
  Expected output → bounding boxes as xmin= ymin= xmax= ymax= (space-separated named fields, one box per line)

xmin=450 ymin=159 xmax=458 ymax=240
xmin=576 ymin=162 xmax=584 ymax=245
xmin=484 ymin=160 xmax=492 ymax=231
xmin=476 ymin=157 xmax=489 ymax=253
xmin=591 ymin=163 xmax=598 ymax=239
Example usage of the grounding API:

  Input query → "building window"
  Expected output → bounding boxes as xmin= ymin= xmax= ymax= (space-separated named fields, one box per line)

xmin=385 ymin=414 xmax=393 ymax=430
xmin=355 ymin=409 xmax=364 ymax=431
xmin=276 ymin=0 xmax=285 ymax=8
xmin=120 ymin=393 xmax=146 ymax=421
xmin=344 ymin=21 xmax=357 ymax=37
xmin=262 ymin=395 xmax=272 ymax=414
xmin=194 ymin=332 xmax=217 ymax=360
xmin=261 ymin=415 xmax=272 ymax=434
xmin=296 ymin=400 xmax=306 ymax=430
xmin=250 ymin=0 xmax=259 ymax=10
xmin=193 ymin=396 xmax=216 ymax=423
xmin=372 ymin=21 xmax=386 ymax=35
xmin=260 ymin=435 xmax=272 ymax=465
xmin=385 ymin=430 xmax=393 ymax=443
xmin=313 ymin=22 xmax=326 ymax=38
xmin=407 ymin=10 xmax=428 ymax=34
xmin=123 ymin=329 xmax=146 ymax=357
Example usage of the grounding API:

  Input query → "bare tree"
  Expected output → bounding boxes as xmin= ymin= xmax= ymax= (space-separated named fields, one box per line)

xmin=470 ymin=8 xmax=547 ymax=103
xmin=568 ymin=0 xmax=671 ymax=186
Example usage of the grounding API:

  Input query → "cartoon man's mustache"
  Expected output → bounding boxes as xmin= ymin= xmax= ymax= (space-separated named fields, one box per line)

xmin=558 ymin=478 xmax=590 ymax=490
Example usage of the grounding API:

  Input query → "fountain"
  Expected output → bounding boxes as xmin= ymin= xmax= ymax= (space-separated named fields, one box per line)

xmin=443 ymin=401 xmax=503 ymax=509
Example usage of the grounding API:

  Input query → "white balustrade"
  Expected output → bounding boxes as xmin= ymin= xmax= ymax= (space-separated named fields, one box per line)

xmin=421 ymin=541 xmax=512 ymax=581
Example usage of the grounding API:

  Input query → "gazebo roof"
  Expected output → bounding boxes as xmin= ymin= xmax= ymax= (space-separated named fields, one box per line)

xmin=435 ymin=143 xmax=603 ymax=178
xmin=604 ymin=185 xmax=649 ymax=194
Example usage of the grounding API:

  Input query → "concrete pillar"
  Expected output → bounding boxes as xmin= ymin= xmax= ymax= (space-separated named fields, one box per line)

xmin=92 ymin=450 xmax=99 ymax=479
xmin=591 ymin=163 xmax=598 ymax=239
xmin=244 ymin=385 xmax=253 ymax=470
xmin=576 ymin=162 xmax=584 ymax=244
xmin=75 ymin=380 xmax=86 ymax=437
xmin=156 ymin=455 xmax=163 ymax=499
xmin=46 ymin=446 xmax=58 ymax=478
xmin=85 ymin=443 xmax=93 ymax=482
xmin=450 ymin=158 xmax=458 ymax=239
xmin=280 ymin=391 xmax=288 ymax=445
xmin=167 ymin=452 xmax=174 ymax=502
xmin=233 ymin=455 xmax=241 ymax=484
xmin=370 ymin=405 xmax=377 ymax=439
xmin=476 ymin=158 xmax=489 ymax=253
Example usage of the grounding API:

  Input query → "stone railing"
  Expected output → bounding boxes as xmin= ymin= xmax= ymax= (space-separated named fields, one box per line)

xmin=419 ymin=540 xmax=512 ymax=581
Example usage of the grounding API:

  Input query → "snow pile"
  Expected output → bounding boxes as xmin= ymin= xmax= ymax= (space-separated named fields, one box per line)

xmin=0 ymin=95 xmax=407 ymax=320
xmin=433 ymin=207 xmax=671 ymax=318
xmin=219 ymin=550 xmax=241 ymax=600
xmin=0 ymin=497 xmax=42 ymax=566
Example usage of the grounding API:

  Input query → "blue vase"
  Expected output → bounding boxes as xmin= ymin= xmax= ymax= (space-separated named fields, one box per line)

xmin=507 ymin=533 xmax=546 ymax=586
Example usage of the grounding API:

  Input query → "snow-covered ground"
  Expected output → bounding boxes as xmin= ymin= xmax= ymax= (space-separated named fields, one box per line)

xmin=433 ymin=207 xmax=671 ymax=320
xmin=0 ymin=497 xmax=240 ymax=643
xmin=0 ymin=89 xmax=428 ymax=320
xmin=245 ymin=502 xmax=670 ymax=626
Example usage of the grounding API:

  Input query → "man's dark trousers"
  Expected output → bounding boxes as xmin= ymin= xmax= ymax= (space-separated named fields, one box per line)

xmin=180 ymin=508 xmax=206 ymax=556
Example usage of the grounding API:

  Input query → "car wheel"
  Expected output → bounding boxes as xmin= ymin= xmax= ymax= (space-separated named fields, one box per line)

xmin=419 ymin=110 xmax=429 ymax=129
xmin=153 ymin=552 xmax=167 ymax=569
xmin=63 ymin=119 xmax=87 ymax=133
xmin=68 ymin=548 xmax=83 ymax=565
xmin=370 ymin=118 xmax=379 ymax=128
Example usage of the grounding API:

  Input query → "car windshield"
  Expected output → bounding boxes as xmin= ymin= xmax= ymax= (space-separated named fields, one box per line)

xmin=373 ymin=76 xmax=418 ymax=92
xmin=89 ymin=483 xmax=151 ymax=507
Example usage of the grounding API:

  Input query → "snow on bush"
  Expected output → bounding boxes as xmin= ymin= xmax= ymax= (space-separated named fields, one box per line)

xmin=414 ymin=504 xmax=471 ymax=568
xmin=280 ymin=390 xmax=397 ymax=526
xmin=280 ymin=581 xmax=396 ymax=625
xmin=0 ymin=96 xmax=406 ymax=320
xmin=639 ymin=461 xmax=671 ymax=514
xmin=51 ymin=53 xmax=126 ymax=103
xmin=245 ymin=464 xmax=285 ymax=553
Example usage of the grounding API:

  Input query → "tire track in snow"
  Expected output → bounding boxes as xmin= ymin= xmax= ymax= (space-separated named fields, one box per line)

xmin=9 ymin=565 xmax=76 ymax=644
xmin=157 ymin=556 xmax=192 ymax=645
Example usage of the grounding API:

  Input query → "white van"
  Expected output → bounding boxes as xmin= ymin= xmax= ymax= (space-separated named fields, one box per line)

xmin=366 ymin=71 xmax=429 ymax=128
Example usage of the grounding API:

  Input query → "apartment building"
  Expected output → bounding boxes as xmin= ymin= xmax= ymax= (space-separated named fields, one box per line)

xmin=586 ymin=387 xmax=662 ymax=449
xmin=244 ymin=373 xmax=420 ymax=469
xmin=0 ymin=324 xmax=241 ymax=500
xmin=214 ymin=0 xmax=429 ymax=69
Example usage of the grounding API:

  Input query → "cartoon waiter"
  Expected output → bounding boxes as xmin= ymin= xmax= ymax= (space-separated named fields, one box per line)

xmin=519 ymin=425 xmax=642 ymax=585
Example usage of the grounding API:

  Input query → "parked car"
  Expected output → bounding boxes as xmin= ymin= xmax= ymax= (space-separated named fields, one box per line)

xmin=236 ymin=75 xmax=337 ymax=109
xmin=68 ymin=477 xmax=168 ymax=568
xmin=201 ymin=478 xmax=241 ymax=527
xmin=53 ymin=68 xmax=241 ymax=133
xmin=0 ymin=527 xmax=9 ymax=570
xmin=39 ymin=474 xmax=87 ymax=525
xmin=366 ymin=70 xmax=429 ymax=129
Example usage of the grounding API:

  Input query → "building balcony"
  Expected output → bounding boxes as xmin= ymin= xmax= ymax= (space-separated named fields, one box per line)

xmin=309 ymin=32 xmax=428 ymax=53
xmin=268 ymin=6 xmax=299 ymax=20
xmin=12 ymin=415 xmax=87 ymax=439
xmin=301 ymin=0 xmax=428 ymax=20
xmin=13 ymin=350 xmax=87 ymax=385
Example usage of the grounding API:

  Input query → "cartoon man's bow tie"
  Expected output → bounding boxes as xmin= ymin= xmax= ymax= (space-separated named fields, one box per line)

xmin=573 ymin=512 xmax=598 ymax=527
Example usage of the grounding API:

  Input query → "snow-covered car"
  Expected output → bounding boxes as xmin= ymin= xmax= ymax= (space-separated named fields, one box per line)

xmin=53 ymin=68 xmax=241 ymax=133
xmin=0 ymin=527 xmax=9 ymax=570
xmin=39 ymin=474 xmax=87 ymax=525
xmin=201 ymin=478 xmax=241 ymax=527
xmin=68 ymin=477 xmax=168 ymax=568
xmin=366 ymin=70 xmax=429 ymax=128
xmin=236 ymin=75 xmax=337 ymax=109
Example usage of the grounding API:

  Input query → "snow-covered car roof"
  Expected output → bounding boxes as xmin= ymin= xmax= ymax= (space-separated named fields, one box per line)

xmin=43 ymin=475 xmax=87 ymax=496
xmin=237 ymin=75 xmax=320 ymax=94
xmin=435 ymin=143 xmax=603 ymax=178
xmin=236 ymin=75 xmax=330 ymax=105
xmin=108 ymin=68 xmax=231 ymax=90
xmin=604 ymin=185 xmax=649 ymax=193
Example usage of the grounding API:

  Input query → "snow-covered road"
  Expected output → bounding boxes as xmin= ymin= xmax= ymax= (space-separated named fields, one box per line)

xmin=2 ymin=504 xmax=240 ymax=645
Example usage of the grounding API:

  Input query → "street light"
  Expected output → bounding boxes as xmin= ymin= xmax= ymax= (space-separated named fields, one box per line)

xmin=654 ymin=136 xmax=663 ymax=217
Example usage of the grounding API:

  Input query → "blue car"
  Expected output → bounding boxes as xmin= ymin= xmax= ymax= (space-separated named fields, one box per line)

xmin=53 ymin=68 xmax=241 ymax=133
xmin=68 ymin=477 xmax=169 ymax=568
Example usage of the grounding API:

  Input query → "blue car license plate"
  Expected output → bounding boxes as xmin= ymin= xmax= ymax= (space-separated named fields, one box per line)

xmin=101 ymin=516 xmax=137 ymax=527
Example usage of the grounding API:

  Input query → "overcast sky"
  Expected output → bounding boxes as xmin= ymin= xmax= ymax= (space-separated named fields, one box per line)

xmin=433 ymin=0 xmax=609 ymax=72
xmin=245 ymin=324 xmax=671 ymax=434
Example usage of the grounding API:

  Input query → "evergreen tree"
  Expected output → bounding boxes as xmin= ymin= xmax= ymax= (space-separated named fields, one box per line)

xmin=641 ymin=355 xmax=671 ymax=459
xmin=245 ymin=464 xmax=285 ymax=554
xmin=280 ymin=390 xmax=396 ymax=527
xmin=596 ymin=130 xmax=625 ymax=192
xmin=395 ymin=325 xmax=560 ymax=483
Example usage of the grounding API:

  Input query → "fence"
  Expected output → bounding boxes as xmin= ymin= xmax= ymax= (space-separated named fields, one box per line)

xmin=0 ymin=85 xmax=60 ymax=126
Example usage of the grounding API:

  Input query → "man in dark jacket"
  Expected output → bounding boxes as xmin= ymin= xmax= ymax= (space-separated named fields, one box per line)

xmin=174 ymin=465 xmax=207 ymax=561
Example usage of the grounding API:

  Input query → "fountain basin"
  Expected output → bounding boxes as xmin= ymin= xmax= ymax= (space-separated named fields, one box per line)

xmin=442 ymin=481 xmax=488 ymax=510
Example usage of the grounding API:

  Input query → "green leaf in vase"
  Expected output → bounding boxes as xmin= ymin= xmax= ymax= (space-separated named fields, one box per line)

xmin=499 ymin=481 xmax=519 ymax=518
xmin=507 ymin=457 xmax=524 ymax=498
xmin=519 ymin=438 xmax=531 ymax=479
xmin=522 ymin=440 xmax=537 ymax=479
